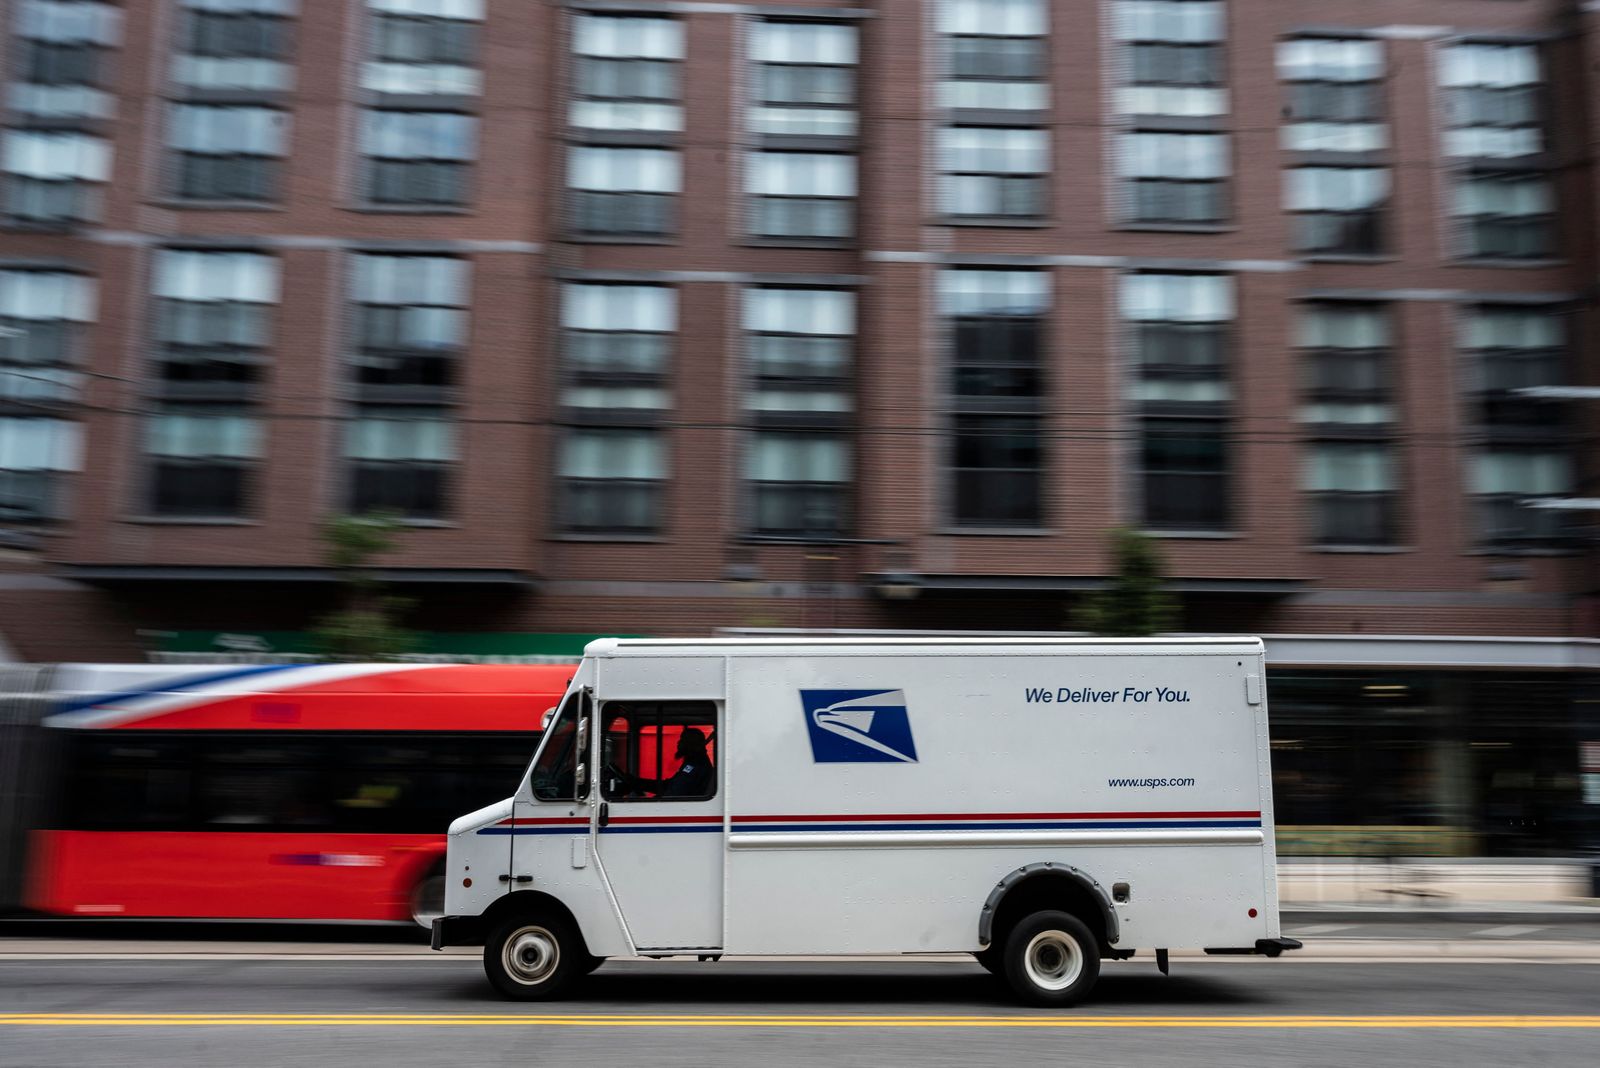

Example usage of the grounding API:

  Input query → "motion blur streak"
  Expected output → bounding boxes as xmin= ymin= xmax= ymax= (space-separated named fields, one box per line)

xmin=5 ymin=1014 xmax=1600 ymax=1029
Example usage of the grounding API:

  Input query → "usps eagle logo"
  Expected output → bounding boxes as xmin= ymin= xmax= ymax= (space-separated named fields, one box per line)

xmin=800 ymin=689 xmax=918 ymax=764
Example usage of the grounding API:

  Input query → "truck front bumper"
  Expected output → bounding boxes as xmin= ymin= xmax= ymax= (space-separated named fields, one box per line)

xmin=430 ymin=915 xmax=487 ymax=951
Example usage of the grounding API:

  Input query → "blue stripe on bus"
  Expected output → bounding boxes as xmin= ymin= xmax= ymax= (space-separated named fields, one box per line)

xmin=54 ymin=664 xmax=309 ymax=715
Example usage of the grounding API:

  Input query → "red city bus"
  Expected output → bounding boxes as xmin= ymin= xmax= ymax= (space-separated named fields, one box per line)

xmin=0 ymin=662 xmax=571 ymax=925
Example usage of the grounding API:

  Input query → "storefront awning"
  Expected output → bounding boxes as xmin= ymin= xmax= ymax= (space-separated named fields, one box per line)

xmin=59 ymin=565 xmax=535 ymax=588
xmin=865 ymin=573 xmax=1308 ymax=597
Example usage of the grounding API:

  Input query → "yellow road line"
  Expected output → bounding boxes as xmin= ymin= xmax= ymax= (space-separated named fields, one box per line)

xmin=3 ymin=1014 xmax=1600 ymax=1029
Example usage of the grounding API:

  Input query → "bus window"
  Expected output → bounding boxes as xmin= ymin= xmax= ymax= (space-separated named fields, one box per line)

xmin=196 ymin=740 xmax=327 ymax=827
xmin=65 ymin=735 xmax=194 ymax=831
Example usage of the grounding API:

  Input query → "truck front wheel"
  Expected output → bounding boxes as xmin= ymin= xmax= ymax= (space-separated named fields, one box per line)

xmin=1001 ymin=910 xmax=1100 ymax=1007
xmin=484 ymin=913 xmax=581 ymax=1000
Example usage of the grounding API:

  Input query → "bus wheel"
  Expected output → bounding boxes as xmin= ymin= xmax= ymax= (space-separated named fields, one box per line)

xmin=1001 ymin=911 xmax=1100 ymax=1007
xmin=409 ymin=867 xmax=447 ymax=929
xmin=484 ymin=914 xmax=580 ymax=1001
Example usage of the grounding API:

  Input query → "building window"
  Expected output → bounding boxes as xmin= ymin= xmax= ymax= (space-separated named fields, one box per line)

xmin=938 ymin=0 xmax=1047 ymax=113
xmin=0 ymin=268 xmax=93 ymax=408
xmin=346 ymin=408 xmax=454 ymax=519
xmin=1464 ymin=306 xmax=1566 ymax=431
xmin=1472 ymin=450 xmax=1569 ymax=545
xmin=570 ymin=14 xmax=683 ymax=132
xmin=363 ymin=0 xmax=482 ymax=97
xmin=9 ymin=0 xmax=121 ymax=119
xmin=1441 ymin=43 xmax=1551 ymax=260
xmin=169 ymin=104 xmax=286 ymax=202
xmin=750 ymin=21 xmax=856 ymax=137
xmin=748 ymin=433 xmax=849 ymax=538
xmin=350 ymin=254 xmax=469 ymax=400
xmin=146 ymin=407 xmax=260 ymax=517
xmin=0 ymin=417 xmax=78 ymax=522
xmin=1125 ymin=273 xmax=1232 ymax=530
xmin=1278 ymin=37 xmax=1385 ymax=153
xmin=940 ymin=126 xmax=1047 ymax=218
xmin=1454 ymin=174 xmax=1552 ymax=260
xmin=1 ymin=129 xmax=108 ymax=225
xmin=562 ymin=283 xmax=673 ymax=413
xmin=1298 ymin=303 xmax=1397 ymax=546
xmin=1460 ymin=308 xmax=1568 ymax=546
xmin=1288 ymin=166 xmax=1387 ymax=255
xmin=1139 ymin=421 xmax=1226 ymax=530
xmin=744 ymin=287 xmax=853 ymax=416
xmin=1305 ymin=442 xmax=1396 ymax=547
xmin=1114 ymin=0 xmax=1226 ymax=118
xmin=1120 ymin=131 xmax=1228 ymax=223
xmin=943 ymin=269 xmax=1048 ymax=528
xmin=568 ymin=146 xmax=678 ymax=237
xmin=747 ymin=152 xmax=854 ymax=239
xmin=151 ymin=249 xmax=277 ymax=399
xmin=360 ymin=109 xmax=475 ymax=206
xmin=1299 ymin=303 xmax=1393 ymax=427
xmin=173 ymin=0 xmax=294 ymax=93
xmin=1442 ymin=43 xmax=1542 ymax=161
xmin=560 ymin=428 xmax=665 ymax=534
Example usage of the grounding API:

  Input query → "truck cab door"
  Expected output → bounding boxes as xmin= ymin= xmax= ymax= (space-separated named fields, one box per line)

xmin=594 ymin=699 xmax=723 ymax=952
xmin=501 ymin=689 xmax=625 ymax=955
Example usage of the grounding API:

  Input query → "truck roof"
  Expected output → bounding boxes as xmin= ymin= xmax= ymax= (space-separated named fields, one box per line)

xmin=585 ymin=636 xmax=1264 ymax=657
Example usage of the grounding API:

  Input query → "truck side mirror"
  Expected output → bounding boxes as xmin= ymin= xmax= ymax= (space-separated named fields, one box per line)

xmin=574 ymin=716 xmax=590 ymax=799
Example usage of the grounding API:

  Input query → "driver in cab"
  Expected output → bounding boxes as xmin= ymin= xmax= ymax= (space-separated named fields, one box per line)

xmin=610 ymin=726 xmax=713 ymax=799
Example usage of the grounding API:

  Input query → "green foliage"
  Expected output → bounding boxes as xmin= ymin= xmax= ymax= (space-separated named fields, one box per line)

xmin=321 ymin=513 xmax=400 ymax=572
xmin=1072 ymin=527 xmax=1180 ymax=637
xmin=311 ymin=513 xmax=416 ymax=661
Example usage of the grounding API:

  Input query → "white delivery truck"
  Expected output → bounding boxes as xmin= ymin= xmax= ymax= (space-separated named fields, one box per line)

xmin=432 ymin=637 xmax=1300 ymax=1005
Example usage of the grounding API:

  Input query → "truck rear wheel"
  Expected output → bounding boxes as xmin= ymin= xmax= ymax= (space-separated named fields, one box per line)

xmin=1001 ymin=910 xmax=1100 ymax=1007
xmin=484 ymin=913 xmax=581 ymax=1001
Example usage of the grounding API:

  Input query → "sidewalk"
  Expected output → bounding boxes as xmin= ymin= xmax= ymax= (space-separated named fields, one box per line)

xmin=1283 ymin=901 xmax=1600 ymax=924
xmin=1278 ymin=859 xmax=1600 ymax=923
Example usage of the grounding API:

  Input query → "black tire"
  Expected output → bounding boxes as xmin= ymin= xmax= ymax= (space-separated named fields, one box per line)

xmin=1000 ymin=910 xmax=1101 ymax=1007
xmin=581 ymin=953 xmax=605 ymax=975
xmin=974 ymin=945 xmax=1003 ymax=976
xmin=483 ymin=913 xmax=583 ymax=1001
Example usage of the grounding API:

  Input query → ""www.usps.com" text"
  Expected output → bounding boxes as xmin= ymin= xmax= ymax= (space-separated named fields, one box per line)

xmin=1107 ymin=777 xmax=1198 ymax=788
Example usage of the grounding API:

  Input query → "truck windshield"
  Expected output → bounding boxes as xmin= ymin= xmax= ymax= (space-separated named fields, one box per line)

xmin=530 ymin=693 xmax=579 ymax=801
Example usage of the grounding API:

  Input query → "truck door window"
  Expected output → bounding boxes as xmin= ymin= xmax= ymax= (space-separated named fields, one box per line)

xmin=601 ymin=701 xmax=717 ymax=802
xmin=530 ymin=692 xmax=588 ymax=801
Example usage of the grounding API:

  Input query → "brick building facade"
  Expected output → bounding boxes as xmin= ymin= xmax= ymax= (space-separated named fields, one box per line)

xmin=0 ymin=0 xmax=1596 ymax=659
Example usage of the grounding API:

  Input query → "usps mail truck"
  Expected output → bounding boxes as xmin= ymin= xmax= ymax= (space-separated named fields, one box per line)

xmin=432 ymin=637 xmax=1300 ymax=1005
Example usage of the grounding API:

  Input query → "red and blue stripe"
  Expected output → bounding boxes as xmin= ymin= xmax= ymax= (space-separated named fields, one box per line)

xmin=478 ymin=810 xmax=1262 ymax=836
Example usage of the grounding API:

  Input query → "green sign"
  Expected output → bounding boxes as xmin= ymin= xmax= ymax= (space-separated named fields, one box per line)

xmin=146 ymin=631 xmax=641 ymax=665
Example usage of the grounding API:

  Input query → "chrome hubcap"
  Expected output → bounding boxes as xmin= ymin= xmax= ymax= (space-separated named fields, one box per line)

xmin=503 ymin=926 xmax=560 ymax=985
xmin=1023 ymin=930 xmax=1083 ymax=991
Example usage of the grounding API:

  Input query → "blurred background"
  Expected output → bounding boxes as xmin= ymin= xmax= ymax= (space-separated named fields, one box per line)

xmin=1 ymin=0 xmax=1599 ymax=922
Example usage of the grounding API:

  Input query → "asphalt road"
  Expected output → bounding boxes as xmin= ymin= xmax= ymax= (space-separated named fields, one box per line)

xmin=2 ymin=922 xmax=1598 ymax=1067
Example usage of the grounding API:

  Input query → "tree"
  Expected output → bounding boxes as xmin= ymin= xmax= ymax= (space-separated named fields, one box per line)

xmin=1072 ymin=527 xmax=1179 ymax=636
xmin=310 ymin=514 xmax=416 ymax=661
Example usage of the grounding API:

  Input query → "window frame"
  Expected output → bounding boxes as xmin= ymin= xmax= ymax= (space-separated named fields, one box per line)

xmin=599 ymin=700 xmax=718 ymax=804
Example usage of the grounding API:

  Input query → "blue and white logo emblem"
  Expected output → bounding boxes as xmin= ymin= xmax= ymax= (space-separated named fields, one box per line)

xmin=800 ymin=689 xmax=918 ymax=763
